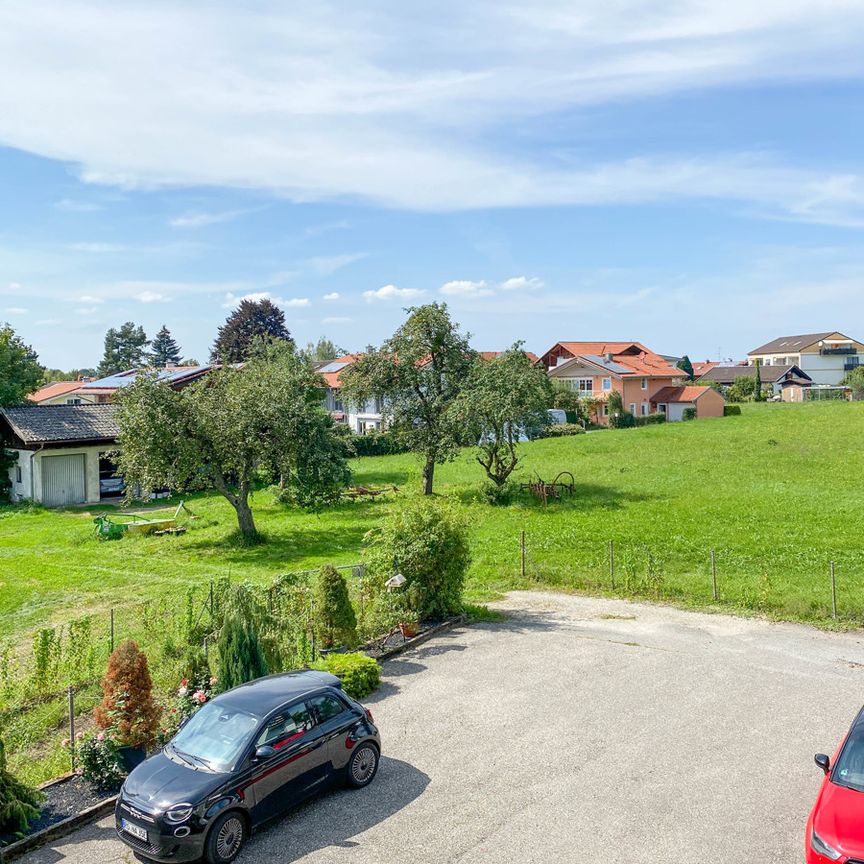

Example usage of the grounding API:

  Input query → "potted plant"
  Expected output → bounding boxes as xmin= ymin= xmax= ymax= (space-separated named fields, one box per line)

xmin=94 ymin=640 xmax=161 ymax=772
xmin=0 ymin=735 xmax=42 ymax=837
xmin=389 ymin=583 xmax=421 ymax=638
xmin=314 ymin=564 xmax=357 ymax=654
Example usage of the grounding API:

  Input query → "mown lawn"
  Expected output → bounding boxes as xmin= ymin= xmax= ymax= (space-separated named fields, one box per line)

xmin=3 ymin=400 xmax=864 ymax=644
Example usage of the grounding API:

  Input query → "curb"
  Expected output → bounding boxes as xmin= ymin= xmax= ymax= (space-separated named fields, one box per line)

xmin=1 ymin=776 xmax=118 ymax=863
xmin=373 ymin=614 xmax=467 ymax=663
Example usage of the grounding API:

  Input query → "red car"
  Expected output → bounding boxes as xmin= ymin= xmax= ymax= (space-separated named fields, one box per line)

xmin=806 ymin=707 xmax=864 ymax=862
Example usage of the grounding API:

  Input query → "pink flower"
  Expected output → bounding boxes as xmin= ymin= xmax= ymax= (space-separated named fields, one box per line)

xmin=76 ymin=731 xmax=84 ymax=740
xmin=171 ymin=708 xmax=177 ymax=714
xmin=193 ymin=690 xmax=206 ymax=703
xmin=178 ymin=686 xmax=188 ymax=697
xmin=62 ymin=738 xmax=70 ymax=748
xmin=96 ymin=732 xmax=106 ymax=742
xmin=209 ymin=677 xmax=218 ymax=685
xmin=180 ymin=678 xmax=188 ymax=687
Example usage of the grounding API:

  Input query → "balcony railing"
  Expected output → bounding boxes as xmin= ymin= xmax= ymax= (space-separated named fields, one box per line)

xmin=845 ymin=360 xmax=861 ymax=371
xmin=820 ymin=347 xmax=857 ymax=355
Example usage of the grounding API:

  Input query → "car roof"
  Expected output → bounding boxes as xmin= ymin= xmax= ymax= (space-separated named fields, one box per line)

xmin=213 ymin=670 xmax=343 ymax=716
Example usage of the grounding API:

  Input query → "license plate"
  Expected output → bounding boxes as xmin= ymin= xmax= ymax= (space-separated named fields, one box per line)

xmin=121 ymin=818 xmax=148 ymax=842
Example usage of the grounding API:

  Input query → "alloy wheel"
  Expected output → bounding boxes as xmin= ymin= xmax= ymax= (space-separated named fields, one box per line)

xmin=216 ymin=816 xmax=244 ymax=860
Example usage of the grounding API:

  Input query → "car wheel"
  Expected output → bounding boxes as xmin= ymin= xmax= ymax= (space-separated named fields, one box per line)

xmin=346 ymin=742 xmax=379 ymax=789
xmin=204 ymin=811 xmax=247 ymax=864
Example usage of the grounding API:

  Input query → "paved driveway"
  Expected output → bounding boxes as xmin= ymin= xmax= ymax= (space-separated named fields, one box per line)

xmin=19 ymin=591 xmax=864 ymax=863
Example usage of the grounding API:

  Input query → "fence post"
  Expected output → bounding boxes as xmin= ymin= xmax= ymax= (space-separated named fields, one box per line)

xmin=520 ymin=530 xmax=526 ymax=581
xmin=609 ymin=540 xmax=615 ymax=590
xmin=831 ymin=561 xmax=837 ymax=620
xmin=109 ymin=608 xmax=115 ymax=653
xmin=711 ymin=549 xmax=718 ymax=601
xmin=68 ymin=686 xmax=76 ymax=771
xmin=203 ymin=636 xmax=208 ymax=660
xmin=209 ymin=581 xmax=215 ymax=617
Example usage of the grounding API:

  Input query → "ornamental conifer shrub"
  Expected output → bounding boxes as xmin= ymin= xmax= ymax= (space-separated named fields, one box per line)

xmin=94 ymin=640 xmax=161 ymax=748
xmin=314 ymin=564 xmax=357 ymax=649
xmin=0 ymin=736 xmax=42 ymax=835
xmin=217 ymin=613 xmax=269 ymax=691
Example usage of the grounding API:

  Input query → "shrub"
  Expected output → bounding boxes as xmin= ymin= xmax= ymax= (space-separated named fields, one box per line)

xmin=217 ymin=613 xmax=269 ymax=691
xmin=78 ymin=733 xmax=125 ymax=791
xmin=634 ymin=413 xmax=666 ymax=427
xmin=724 ymin=405 xmax=741 ymax=416
xmin=94 ymin=640 xmax=161 ymax=748
xmin=314 ymin=564 xmax=357 ymax=649
xmin=311 ymin=653 xmax=380 ymax=699
xmin=537 ymin=423 xmax=585 ymax=438
xmin=481 ymin=481 xmax=514 ymax=505
xmin=682 ymin=407 xmax=697 ymax=421
xmin=349 ymin=430 xmax=409 ymax=457
xmin=0 ymin=736 xmax=42 ymax=835
xmin=364 ymin=498 xmax=470 ymax=619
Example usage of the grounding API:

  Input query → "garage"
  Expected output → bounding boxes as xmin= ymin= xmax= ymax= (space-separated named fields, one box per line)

xmin=41 ymin=453 xmax=87 ymax=506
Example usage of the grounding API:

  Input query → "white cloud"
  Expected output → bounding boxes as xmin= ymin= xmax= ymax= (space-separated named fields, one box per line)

xmin=440 ymin=279 xmax=494 ymax=297
xmin=35 ymin=318 xmax=61 ymax=325
xmin=68 ymin=242 xmax=124 ymax=253
xmin=75 ymin=306 xmax=99 ymax=316
xmin=3 ymin=3 xmax=864 ymax=215
xmin=169 ymin=209 xmax=251 ymax=229
xmin=323 ymin=292 xmax=340 ymax=301
xmin=304 ymin=253 xmax=367 ymax=276
xmin=363 ymin=284 xmax=425 ymax=301
xmin=322 ymin=316 xmax=351 ymax=324
xmin=77 ymin=294 xmax=104 ymax=304
xmin=222 ymin=291 xmax=310 ymax=309
xmin=8 ymin=282 xmax=21 ymax=291
xmin=500 ymin=276 xmax=543 ymax=292
xmin=4 ymin=306 xmax=27 ymax=314
xmin=135 ymin=290 xmax=169 ymax=303
xmin=54 ymin=198 xmax=102 ymax=212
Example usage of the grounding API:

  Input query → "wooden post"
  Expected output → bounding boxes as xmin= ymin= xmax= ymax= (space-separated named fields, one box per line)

xmin=520 ymin=531 xmax=526 ymax=581
xmin=203 ymin=636 xmax=208 ymax=660
xmin=711 ymin=549 xmax=718 ymax=601
xmin=68 ymin=686 xmax=76 ymax=771
xmin=209 ymin=581 xmax=215 ymax=617
xmin=109 ymin=608 xmax=115 ymax=653
xmin=831 ymin=561 xmax=837 ymax=620
xmin=609 ymin=540 xmax=615 ymax=590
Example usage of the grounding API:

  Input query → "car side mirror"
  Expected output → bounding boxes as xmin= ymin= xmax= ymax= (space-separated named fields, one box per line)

xmin=815 ymin=753 xmax=830 ymax=775
xmin=254 ymin=745 xmax=276 ymax=762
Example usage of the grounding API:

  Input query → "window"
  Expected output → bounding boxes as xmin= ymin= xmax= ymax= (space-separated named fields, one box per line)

xmin=602 ymin=377 xmax=612 ymax=391
xmin=577 ymin=378 xmax=593 ymax=394
xmin=334 ymin=397 xmax=344 ymax=412
xmin=640 ymin=378 xmax=647 ymax=390
xmin=66 ymin=398 xmax=81 ymax=405
xmin=170 ymin=702 xmax=260 ymax=772
xmin=256 ymin=702 xmax=313 ymax=748
xmin=641 ymin=402 xmax=648 ymax=416
xmin=15 ymin=466 xmax=22 ymax=484
xmin=601 ymin=404 xmax=609 ymax=417
xmin=629 ymin=403 xmax=636 ymax=414
xmin=658 ymin=403 xmax=667 ymax=414
xmin=310 ymin=693 xmax=348 ymax=723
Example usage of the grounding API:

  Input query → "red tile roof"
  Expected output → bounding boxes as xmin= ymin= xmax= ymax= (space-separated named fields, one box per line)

xmin=319 ymin=355 xmax=358 ymax=389
xmin=651 ymin=385 xmax=717 ymax=404
xmin=690 ymin=362 xmax=717 ymax=376
xmin=543 ymin=341 xmax=681 ymax=378
xmin=27 ymin=381 xmax=83 ymax=403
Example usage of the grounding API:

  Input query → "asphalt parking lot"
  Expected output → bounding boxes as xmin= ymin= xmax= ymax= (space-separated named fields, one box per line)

xmin=18 ymin=591 xmax=864 ymax=863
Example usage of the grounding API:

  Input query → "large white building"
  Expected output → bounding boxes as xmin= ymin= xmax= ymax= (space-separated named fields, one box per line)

xmin=747 ymin=332 xmax=864 ymax=387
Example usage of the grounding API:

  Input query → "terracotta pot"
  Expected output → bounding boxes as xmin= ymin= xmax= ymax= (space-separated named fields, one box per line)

xmin=399 ymin=622 xmax=418 ymax=638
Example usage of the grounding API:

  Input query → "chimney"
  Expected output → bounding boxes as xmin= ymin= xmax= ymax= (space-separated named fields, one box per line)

xmin=605 ymin=352 xmax=614 ymax=362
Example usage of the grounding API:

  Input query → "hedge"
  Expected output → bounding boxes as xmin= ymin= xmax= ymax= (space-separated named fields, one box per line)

xmin=724 ymin=405 xmax=742 ymax=416
xmin=349 ymin=430 xmax=409 ymax=457
xmin=538 ymin=423 xmax=585 ymax=438
xmin=311 ymin=652 xmax=381 ymax=699
xmin=634 ymin=412 xmax=666 ymax=426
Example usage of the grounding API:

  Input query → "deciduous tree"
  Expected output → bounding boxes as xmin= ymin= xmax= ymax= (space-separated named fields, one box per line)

xmin=211 ymin=298 xmax=292 ymax=363
xmin=341 ymin=303 xmax=474 ymax=495
xmin=0 ymin=324 xmax=42 ymax=406
xmin=303 ymin=337 xmax=343 ymax=363
xmin=843 ymin=365 xmax=864 ymax=400
xmin=114 ymin=344 xmax=348 ymax=541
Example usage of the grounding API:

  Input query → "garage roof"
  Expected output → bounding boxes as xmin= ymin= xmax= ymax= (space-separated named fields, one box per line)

xmin=0 ymin=404 xmax=120 ymax=444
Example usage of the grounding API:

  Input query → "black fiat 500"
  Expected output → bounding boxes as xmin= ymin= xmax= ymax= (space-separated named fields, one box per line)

xmin=115 ymin=670 xmax=381 ymax=863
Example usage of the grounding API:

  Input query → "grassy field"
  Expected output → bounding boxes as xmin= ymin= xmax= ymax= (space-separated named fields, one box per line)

xmin=3 ymin=400 xmax=864 ymax=783
xmin=3 ymin=400 xmax=864 ymax=643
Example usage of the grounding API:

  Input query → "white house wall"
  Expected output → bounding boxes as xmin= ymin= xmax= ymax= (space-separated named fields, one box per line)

xmin=8 ymin=446 xmax=105 ymax=505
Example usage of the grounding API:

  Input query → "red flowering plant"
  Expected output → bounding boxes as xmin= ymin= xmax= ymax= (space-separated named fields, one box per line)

xmin=156 ymin=673 xmax=218 ymax=746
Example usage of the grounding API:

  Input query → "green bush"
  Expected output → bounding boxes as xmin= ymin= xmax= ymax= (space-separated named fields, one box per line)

xmin=634 ymin=413 xmax=666 ymax=426
xmin=364 ymin=498 xmax=470 ymax=619
xmin=481 ymin=481 xmax=515 ymax=505
xmin=311 ymin=652 xmax=380 ymax=699
xmin=77 ymin=733 xmax=125 ymax=791
xmin=682 ymin=407 xmax=697 ymax=421
xmin=538 ymin=422 xmax=585 ymax=438
xmin=724 ymin=405 xmax=741 ymax=416
xmin=313 ymin=564 xmax=357 ymax=649
xmin=349 ymin=430 xmax=408 ymax=457
xmin=0 ymin=736 xmax=42 ymax=835
xmin=217 ymin=613 xmax=269 ymax=691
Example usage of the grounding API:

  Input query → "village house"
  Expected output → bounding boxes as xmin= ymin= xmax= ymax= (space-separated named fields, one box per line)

xmin=541 ymin=341 xmax=685 ymax=423
xmin=649 ymin=385 xmax=725 ymax=420
xmin=697 ymin=363 xmax=813 ymax=401
xmin=318 ymin=355 xmax=385 ymax=434
xmin=747 ymin=332 xmax=864 ymax=386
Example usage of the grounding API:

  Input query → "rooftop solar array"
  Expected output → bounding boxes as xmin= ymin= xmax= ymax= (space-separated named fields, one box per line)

xmin=80 ymin=366 xmax=210 ymax=389
xmin=319 ymin=361 xmax=351 ymax=374
xmin=581 ymin=355 xmax=633 ymax=374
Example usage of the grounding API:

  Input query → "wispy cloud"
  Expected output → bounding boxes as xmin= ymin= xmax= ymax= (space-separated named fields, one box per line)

xmin=323 ymin=292 xmax=340 ymax=301
xmin=322 ymin=316 xmax=351 ymax=324
xmin=440 ymin=279 xmax=494 ymax=298
xmin=67 ymin=241 xmax=124 ymax=253
xmin=304 ymin=252 xmax=367 ymax=276
xmin=54 ymin=198 xmax=102 ymax=212
xmin=3 ymin=306 xmax=27 ymax=315
xmin=363 ymin=284 xmax=425 ymax=302
xmin=169 ymin=209 xmax=251 ymax=229
xmin=222 ymin=291 xmax=309 ymax=309
xmin=77 ymin=294 xmax=104 ymax=304
xmin=135 ymin=290 xmax=169 ymax=303
xmin=500 ymin=276 xmax=543 ymax=292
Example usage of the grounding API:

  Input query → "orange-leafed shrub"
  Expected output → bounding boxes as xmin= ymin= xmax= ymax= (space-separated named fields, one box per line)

xmin=94 ymin=640 xmax=161 ymax=747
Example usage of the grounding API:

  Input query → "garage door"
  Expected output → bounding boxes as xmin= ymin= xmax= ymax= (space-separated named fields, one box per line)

xmin=42 ymin=454 xmax=86 ymax=507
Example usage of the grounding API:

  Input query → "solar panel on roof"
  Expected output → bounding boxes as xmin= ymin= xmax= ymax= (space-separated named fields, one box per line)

xmin=319 ymin=361 xmax=350 ymax=373
xmin=581 ymin=354 xmax=632 ymax=374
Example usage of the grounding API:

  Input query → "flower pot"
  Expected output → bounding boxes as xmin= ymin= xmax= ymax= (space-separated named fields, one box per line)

xmin=399 ymin=622 xmax=418 ymax=638
xmin=116 ymin=745 xmax=147 ymax=772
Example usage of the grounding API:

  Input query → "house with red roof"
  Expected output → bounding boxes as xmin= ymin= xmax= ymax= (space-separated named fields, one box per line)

xmin=650 ymin=385 xmax=725 ymax=421
xmin=542 ymin=341 xmax=687 ymax=424
xmin=318 ymin=355 xmax=385 ymax=434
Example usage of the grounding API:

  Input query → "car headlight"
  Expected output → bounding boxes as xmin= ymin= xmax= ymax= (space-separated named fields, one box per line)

xmin=165 ymin=803 xmax=194 ymax=824
xmin=811 ymin=828 xmax=842 ymax=861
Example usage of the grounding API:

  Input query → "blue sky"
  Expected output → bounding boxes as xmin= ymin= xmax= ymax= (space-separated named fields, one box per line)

xmin=3 ymin=2 xmax=864 ymax=369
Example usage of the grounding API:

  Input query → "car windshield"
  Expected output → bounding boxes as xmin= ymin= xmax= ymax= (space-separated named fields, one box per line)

xmin=169 ymin=701 xmax=260 ymax=773
xmin=833 ymin=725 xmax=864 ymax=793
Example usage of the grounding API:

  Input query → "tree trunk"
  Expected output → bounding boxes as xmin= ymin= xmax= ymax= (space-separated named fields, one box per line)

xmin=233 ymin=494 xmax=258 ymax=541
xmin=422 ymin=459 xmax=435 ymax=496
